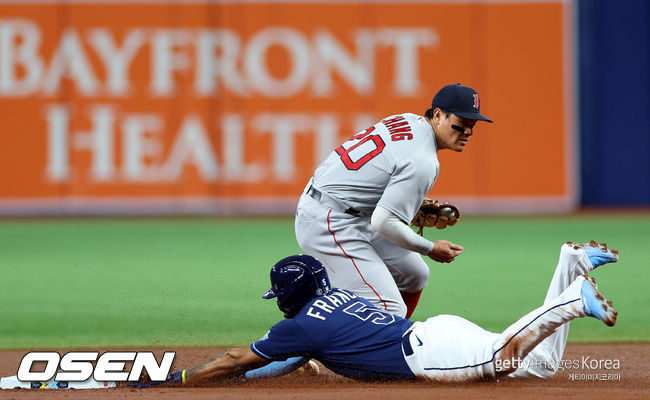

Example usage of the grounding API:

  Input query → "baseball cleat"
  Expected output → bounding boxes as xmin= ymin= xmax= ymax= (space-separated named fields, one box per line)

xmin=580 ymin=275 xmax=617 ymax=327
xmin=566 ymin=240 xmax=619 ymax=269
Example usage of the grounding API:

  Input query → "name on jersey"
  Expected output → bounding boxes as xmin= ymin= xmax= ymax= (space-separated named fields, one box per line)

xmin=382 ymin=115 xmax=413 ymax=141
xmin=306 ymin=289 xmax=358 ymax=321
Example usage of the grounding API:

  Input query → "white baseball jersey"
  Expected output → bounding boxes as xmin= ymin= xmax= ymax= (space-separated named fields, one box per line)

xmin=312 ymin=113 xmax=439 ymax=222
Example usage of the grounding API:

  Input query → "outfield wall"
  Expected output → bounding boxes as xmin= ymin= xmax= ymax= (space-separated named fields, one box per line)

xmin=578 ymin=0 xmax=650 ymax=206
xmin=0 ymin=1 xmax=575 ymax=215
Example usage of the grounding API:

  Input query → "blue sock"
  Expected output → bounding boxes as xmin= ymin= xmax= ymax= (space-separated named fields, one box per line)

xmin=244 ymin=357 xmax=309 ymax=379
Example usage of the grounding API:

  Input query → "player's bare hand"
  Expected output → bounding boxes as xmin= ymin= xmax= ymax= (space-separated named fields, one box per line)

xmin=427 ymin=240 xmax=463 ymax=263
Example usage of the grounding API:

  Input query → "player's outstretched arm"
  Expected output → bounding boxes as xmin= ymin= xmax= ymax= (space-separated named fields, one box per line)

xmin=183 ymin=348 xmax=269 ymax=385
xmin=132 ymin=348 xmax=269 ymax=387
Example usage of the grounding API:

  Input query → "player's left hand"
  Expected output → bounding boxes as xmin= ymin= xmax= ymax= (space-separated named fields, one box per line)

xmin=127 ymin=370 xmax=186 ymax=388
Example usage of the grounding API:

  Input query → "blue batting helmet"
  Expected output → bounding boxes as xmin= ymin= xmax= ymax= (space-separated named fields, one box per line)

xmin=262 ymin=254 xmax=331 ymax=317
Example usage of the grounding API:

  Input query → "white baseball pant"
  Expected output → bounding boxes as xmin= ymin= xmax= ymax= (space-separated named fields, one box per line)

xmin=401 ymin=243 xmax=597 ymax=381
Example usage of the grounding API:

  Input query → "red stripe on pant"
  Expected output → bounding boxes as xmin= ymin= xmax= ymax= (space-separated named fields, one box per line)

xmin=326 ymin=210 xmax=388 ymax=311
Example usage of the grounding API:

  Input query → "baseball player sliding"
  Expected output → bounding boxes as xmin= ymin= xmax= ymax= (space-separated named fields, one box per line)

xmin=131 ymin=240 xmax=619 ymax=385
xmin=295 ymin=83 xmax=492 ymax=319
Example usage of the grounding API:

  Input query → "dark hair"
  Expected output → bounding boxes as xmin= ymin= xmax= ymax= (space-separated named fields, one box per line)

xmin=424 ymin=108 xmax=450 ymax=119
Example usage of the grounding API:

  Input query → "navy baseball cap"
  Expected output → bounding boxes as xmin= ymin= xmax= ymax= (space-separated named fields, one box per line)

xmin=431 ymin=83 xmax=493 ymax=123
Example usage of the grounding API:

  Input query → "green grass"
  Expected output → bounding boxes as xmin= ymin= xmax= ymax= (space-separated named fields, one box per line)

xmin=1 ymin=213 xmax=648 ymax=349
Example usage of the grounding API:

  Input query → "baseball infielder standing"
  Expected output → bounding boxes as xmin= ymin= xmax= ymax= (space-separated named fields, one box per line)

xmin=295 ymin=83 xmax=493 ymax=318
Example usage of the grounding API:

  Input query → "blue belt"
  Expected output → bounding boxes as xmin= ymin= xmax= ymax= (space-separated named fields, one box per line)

xmin=402 ymin=330 xmax=414 ymax=357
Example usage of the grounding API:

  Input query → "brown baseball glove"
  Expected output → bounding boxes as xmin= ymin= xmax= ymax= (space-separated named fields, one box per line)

xmin=410 ymin=198 xmax=460 ymax=236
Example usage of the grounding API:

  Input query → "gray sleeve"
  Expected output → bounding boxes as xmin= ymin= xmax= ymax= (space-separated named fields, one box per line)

xmin=376 ymin=157 xmax=434 ymax=223
xmin=370 ymin=205 xmax=434 ymax=255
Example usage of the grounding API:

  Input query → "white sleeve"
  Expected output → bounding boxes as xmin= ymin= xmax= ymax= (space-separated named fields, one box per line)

xmin=370 ymin=205 xmax=434 ymax=255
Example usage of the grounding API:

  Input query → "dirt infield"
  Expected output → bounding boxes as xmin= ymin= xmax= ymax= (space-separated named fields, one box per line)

xmin=1 ymin=344 xmax=649 ymax=400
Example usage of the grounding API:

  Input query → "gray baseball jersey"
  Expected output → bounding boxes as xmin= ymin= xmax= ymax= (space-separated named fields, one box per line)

xmin=312 ymin=113 xmax=439 ymax=223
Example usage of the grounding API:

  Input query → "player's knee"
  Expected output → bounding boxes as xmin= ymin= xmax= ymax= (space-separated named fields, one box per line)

xmin=401 ymin=266 xmax=430 ymax=292
xmin=417 ymin=266 xmax=430 ymax=288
